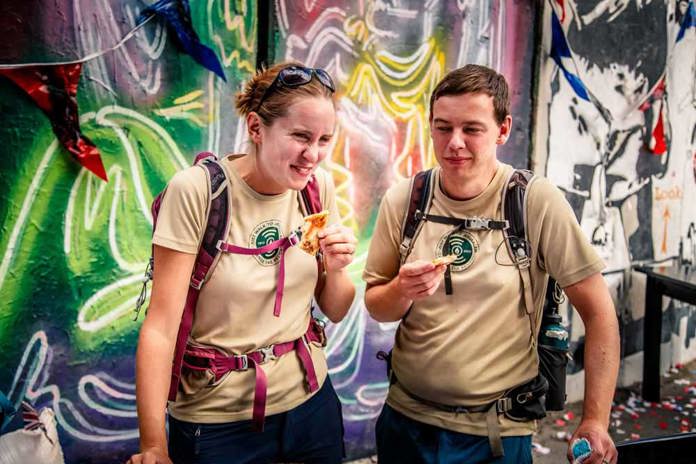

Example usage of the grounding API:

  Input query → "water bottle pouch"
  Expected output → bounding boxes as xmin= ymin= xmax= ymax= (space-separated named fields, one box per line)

xmin=538 ymin=344 xmax=569 ymax=411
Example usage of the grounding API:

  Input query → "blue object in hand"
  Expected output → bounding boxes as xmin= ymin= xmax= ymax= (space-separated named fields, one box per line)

xmin=571 ymin=437 xmax=592 ymax=464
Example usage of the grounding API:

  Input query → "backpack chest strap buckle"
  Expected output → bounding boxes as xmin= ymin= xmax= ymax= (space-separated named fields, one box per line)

xmin=465 ymin=217 xmax=491 ymax=230
xmin=257 ymin=345 xmax=277 ymax=364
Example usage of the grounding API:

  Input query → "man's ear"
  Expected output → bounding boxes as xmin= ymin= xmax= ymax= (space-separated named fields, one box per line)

xmin=497 ymin=115 xmax=512 ymax=145
xmin=246 ymin=112 xmax=263 ymax=145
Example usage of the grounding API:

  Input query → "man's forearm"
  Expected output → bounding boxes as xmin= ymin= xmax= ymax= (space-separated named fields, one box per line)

xmin=563 ymin=273 xmax=620 ymax=428
xmin=365 ymin=277 xmax=412 ymax=322
xmin=581 ymin=309 xmax=620 ymax=427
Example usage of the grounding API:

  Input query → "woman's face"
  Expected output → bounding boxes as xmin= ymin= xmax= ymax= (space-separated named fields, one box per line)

xmin=255 ymin=96 xmax=336 ymax=193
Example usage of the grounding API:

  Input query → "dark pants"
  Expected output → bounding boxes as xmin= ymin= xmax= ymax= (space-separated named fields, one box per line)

xmin=376 ymin=404 xmax=532 ymax=464
xmin=168 ymin=379 xmax=344 ymax=464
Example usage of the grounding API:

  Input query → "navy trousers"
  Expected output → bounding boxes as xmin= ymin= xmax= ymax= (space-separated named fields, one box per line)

xmin=168 ymin=379 xmax=344 ymax=464
xmin=376 ymin=403 xmax=532 ymax=464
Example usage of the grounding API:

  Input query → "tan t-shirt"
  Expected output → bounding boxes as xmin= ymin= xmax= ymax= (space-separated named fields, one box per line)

xmin=153 ymin=154 xmax=339 ymax=423
xmin=363 ymin=162 xmax=604 ymax=436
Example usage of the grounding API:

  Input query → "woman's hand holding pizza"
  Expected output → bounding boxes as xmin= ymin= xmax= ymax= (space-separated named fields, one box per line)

xmin=318 ymin=224 xmax=357 ymax=272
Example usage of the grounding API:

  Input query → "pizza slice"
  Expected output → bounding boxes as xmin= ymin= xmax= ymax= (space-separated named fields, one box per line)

xmin=432 ymin=254 xmax=458 ymax=266
xmin=299 ymin=210 xmax=330 ymax=255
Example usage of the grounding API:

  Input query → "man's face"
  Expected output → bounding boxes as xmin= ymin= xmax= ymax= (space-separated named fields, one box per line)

xmin=430 ymin=92 xmax=511 ymax=184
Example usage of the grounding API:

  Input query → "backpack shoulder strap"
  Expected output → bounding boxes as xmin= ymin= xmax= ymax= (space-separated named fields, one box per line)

xmin=501 ymin=169 xmax=540 ymax=343
xmin=190 ymin=154 xmax=232 ymax=287
xmin=168 ymin=152 xmax=232 ymax=401
xmin=300 ymin=174 xmax=322 ymax=215
xmin=399 ymin=169 xmax=435 ymax=264
xmin=299 ymin=174 xmax=326 ymax=297
xmin=502 ymin=169 xmax=534 ymax=253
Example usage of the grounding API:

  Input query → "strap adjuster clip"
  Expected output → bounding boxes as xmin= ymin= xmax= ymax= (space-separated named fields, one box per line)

xmin=234 ymin=354 xmax=249 ymax=370
xmin=258 ymin=345 xmax=276 ymax=364
xmin=288 ymin=229 xmax=301 ymax=247
xmin=496 ymin=397 xmax=512 ymax=413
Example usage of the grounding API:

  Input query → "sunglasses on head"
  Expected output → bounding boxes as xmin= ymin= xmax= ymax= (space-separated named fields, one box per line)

xmin=255 ymin=66 xmax=336 ymax=113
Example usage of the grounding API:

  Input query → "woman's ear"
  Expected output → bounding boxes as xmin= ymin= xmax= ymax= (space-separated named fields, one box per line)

xmin=246 ymin=112 xmax=263 ymax=145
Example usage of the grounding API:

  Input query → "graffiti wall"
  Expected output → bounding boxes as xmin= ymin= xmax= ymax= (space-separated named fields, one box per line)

xmin=272 ymin=0 xmax=537 ymax=458
xmin=0 ymin=1 xmax=256 ymax=462
xmin=0 ymin=0 xmax=536 ymax=461
xmin=534 ymin=0 xmax=696 ymax=395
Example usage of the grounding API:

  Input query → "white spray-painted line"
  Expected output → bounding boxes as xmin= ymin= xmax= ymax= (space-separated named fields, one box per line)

xmin=107 ymin=168 xmax=144 ymax=273
xmin=0 ymin=140 xmax=59 ymax=292
xmin=276 ymin=0 xmax=290 ymax=37
xmin=10 ymin=332 xmax=139 ymax=441
xmin=64 ymin=169 xmax=86 ymax=254
xmin=77 ymin=274 xmax=143 ymax=332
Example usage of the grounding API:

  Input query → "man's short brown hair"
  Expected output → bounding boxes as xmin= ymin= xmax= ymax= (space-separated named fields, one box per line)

xmin=429 ymin=64 xmax=510 ymax=125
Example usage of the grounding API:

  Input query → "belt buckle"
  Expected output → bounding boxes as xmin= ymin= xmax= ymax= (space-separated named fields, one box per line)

xmin=258 ymin=345 xmax=276 ymax=364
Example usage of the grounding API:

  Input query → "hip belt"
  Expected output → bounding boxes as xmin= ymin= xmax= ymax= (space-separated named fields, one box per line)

xmin=181 ymin=318 xmax=327 ymax=431
xmin=395 ymin=373 xmax=547 ymax=458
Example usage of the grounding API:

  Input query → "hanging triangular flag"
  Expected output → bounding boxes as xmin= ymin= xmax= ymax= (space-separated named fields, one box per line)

xmin=0 ymin=64 xmax=108 ymax=181
xmin=549 ymin=9 xmax=590 ymax=102
xmin=137 ymin=0 xmax=226 ymax=81
xmin=676 ymin=0 xmax=695 ymax=43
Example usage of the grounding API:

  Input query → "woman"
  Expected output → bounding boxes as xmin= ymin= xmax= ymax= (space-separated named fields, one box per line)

xmin=128 ymin=62 xmax=356 ymax=464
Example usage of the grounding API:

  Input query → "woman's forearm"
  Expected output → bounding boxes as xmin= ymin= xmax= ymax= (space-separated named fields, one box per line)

xmin=136 ymin=321 xmax=177 ymax=453
xmin=317 ymin=268 xmax=355 ymax=322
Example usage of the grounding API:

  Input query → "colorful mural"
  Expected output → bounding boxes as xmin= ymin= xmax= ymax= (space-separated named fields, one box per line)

xmin=0 ymin=0 xmax=536 ymax=461
xmin=535 ymin=0 xmax=696 ymax=390
xmin=0 ymin=1 xmax=256 ymax=462
xmin=272 ymin=0 xmax=536 ymax=457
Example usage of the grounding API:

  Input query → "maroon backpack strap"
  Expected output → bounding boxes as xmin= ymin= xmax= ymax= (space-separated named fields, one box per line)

xmin=299 ymin=175 xmax=326 ymax=296
xmin=300 ymin=174 xmax=322 ymax=215
xmin=168 ymin=154 xmax=231 ymax=401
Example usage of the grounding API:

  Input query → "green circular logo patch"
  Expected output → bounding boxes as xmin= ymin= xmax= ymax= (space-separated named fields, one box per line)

xmin=436 ymin=230 xmax=479 ymax=271
xmin=250 ymin=220 xmax=281 ymax=265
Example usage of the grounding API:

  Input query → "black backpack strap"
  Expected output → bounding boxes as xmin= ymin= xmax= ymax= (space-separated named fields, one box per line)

xmin=399 ymin=169 xmax=435 ymax=264
xmin=501 ymin=169 xmax=538 ymax=343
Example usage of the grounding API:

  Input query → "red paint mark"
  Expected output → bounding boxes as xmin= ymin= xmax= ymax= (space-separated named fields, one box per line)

xmin=650 ymin=103 xmax=667 ymax=155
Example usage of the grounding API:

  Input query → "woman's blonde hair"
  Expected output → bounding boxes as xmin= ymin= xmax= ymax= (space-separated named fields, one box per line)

xmin=235 ymin=61 xmax=336 ymax=126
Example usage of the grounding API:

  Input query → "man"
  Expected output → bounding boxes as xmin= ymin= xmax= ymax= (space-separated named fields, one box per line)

xmin=363 ymin=64 xmax=619 ymax=464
